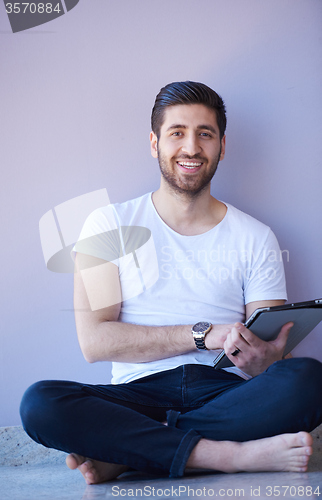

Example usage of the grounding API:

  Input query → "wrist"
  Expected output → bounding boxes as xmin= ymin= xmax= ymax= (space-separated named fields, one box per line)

xmin=205 ymin=324 xmax=233 ymax=350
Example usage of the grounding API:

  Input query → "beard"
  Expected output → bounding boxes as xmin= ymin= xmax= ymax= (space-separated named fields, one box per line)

xmin=157 ymin=147 xmax=222 ymax=199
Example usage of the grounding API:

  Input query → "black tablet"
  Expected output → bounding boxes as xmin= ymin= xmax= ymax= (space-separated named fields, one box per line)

xmin=213 ymin=299 xmax=322 ymax=369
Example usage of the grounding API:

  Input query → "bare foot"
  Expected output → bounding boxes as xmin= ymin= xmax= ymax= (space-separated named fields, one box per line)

xmin=66 ymin=453 xmax=128 ymax=484
xmin=236 ymin=431 xmax=313 ymax=473
xmin=187 ymin=431 xmax=313 ymax=473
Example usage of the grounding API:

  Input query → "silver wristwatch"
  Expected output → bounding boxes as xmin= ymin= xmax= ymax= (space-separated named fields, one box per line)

xmin=191 ymin=321 xmax=212 ymax=350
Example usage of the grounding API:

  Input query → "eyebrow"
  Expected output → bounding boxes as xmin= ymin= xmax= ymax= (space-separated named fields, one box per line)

xmin=166 ymin=124 xmax=217 ymax=134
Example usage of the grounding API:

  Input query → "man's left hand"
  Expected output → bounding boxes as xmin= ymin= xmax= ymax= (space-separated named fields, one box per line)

xmin=223 ymin=322 xmax=294 ymax=377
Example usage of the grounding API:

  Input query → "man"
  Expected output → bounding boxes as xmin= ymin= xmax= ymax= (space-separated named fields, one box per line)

xmin=20 ymin=81 xmax=322 ymax=484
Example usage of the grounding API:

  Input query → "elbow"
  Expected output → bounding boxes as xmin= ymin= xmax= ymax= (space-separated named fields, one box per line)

xmin=83 ymin=351 xmax=97 ymax=364
xmin=81 ymin=343 xmax=103 ymax=364
xmin=80 ymin=339 xmax=114 ymax=364
xmin=77 ymin=322 xmax=116 ymax=363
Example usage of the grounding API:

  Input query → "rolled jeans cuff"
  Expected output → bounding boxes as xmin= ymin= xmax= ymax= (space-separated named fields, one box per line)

xmin=169 ymin=429 xmax=201 ymax=478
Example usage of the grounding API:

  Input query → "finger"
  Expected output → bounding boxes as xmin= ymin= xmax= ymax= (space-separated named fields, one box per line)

xmin=231 ymin=323 xmax=253 ymax=346
xmin=273 ymin=322 xmax=294 ymax=349
xmin=230 ymin=347 xmax=241 ymax=357
xmin=224 ymin=329 xmax=245 ymax=357
xmin=224 ymin=338 xmax=242 ymax=363
xmin=224 ymin=334 xmax=241 ymax=356
xmin=223 ymin=334 xmax=235 ymax=355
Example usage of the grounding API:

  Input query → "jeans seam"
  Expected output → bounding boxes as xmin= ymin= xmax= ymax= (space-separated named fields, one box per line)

xmin=182 ymin=365 xmax=186 ymax=405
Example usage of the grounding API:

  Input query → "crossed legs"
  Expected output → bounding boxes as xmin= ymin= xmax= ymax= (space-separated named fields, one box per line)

xmin=20 ymin=358 xmax=322 ymax=484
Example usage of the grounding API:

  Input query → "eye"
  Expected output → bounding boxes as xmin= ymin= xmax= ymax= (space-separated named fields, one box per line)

xmin=171 ymin=131 xmax=182 ymax=137
xmin=200 ymin=132 xmax=212 ymax=138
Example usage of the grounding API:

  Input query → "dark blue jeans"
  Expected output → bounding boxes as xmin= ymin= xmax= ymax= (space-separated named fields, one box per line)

xmin=20 ymin=358 xmax=322 ymax=477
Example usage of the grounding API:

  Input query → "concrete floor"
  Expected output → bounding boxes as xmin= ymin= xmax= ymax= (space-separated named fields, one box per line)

xmin=1 ymin=426 xmax=322 ymax=500
xmin=1 ymin=465 xmax=322 ymax=500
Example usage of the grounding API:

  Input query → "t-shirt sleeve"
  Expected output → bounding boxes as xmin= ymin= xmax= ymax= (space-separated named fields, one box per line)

xmin=244 ymin=229 xmax=287 ymax=304
xmin=71 ymin=205 xmax=122 ymax=265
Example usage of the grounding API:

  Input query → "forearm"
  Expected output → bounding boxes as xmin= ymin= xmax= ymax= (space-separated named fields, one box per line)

xmin=74 ymin=254 xmax=231 ymax=363
xmin=77 ymin=320 xmax=229 ymax=364
xmin=81 ymin=322 xmax=192 ymax=363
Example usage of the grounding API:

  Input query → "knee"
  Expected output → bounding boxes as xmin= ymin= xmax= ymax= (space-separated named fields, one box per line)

xmin=273 ymin=357 xmax=322 ymax=399
xmin=287 ymin=357 xmax=322 ymax=429
xmin=20 ymin=381 xmax=58 ymax=438
xmin=290 ymin=356 xmax=322 ymax=381
xmin=296 ymin=357 xmax=322 ymax=393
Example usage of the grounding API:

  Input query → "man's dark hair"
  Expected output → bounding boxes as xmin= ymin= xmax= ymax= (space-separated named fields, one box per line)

xmin=151 ymin=81 xmax=227 ymax=140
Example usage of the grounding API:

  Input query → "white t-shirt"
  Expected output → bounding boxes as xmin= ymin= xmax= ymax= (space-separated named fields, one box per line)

xmin=74 ymin=192 xmax=287 ymax=383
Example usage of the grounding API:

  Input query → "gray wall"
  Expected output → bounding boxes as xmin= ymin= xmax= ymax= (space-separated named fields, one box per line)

xmin=1 ymin=0 xmax=321 ymax=426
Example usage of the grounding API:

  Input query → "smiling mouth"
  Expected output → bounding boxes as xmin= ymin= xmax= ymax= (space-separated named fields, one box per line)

xmin=177 ymin=161 xmax=203 ymax=170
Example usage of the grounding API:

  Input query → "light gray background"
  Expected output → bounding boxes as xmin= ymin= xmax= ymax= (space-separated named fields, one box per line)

xmin=0 ymin=0 xmax=321 ymax=426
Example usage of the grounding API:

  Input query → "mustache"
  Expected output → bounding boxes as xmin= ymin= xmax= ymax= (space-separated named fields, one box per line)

xmin=175 ymin=155 xmax=207 ymax=161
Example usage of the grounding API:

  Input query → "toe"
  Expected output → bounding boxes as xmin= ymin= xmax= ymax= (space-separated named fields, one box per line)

xmin=298 ymin=431 xmax=313 ymax=447
xmin=85 ymin=470 xmax=96 ymax=484
xmin=281 ymin=431 xmax=313 ymax=450
xmin=78 ymin=460 xmax=93 ymax=476
xmin=84 ymin=471 xmax=95 ymax=485
xmin=66 ymin=453 xmax=85 ymax=470
xmin=291 ymin=445 xmax=312 ymax=458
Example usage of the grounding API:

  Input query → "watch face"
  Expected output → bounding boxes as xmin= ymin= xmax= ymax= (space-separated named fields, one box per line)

xmin=193 ymin=322 xmax=211 ymax=333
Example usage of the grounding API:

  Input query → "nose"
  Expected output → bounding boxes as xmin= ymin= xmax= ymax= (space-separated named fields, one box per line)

xmin=181 ymin=133 xmax=201 ymax=156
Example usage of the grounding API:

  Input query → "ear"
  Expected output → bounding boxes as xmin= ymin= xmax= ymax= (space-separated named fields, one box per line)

xmin=219 ymin=135 xmax=226 ymax=161
xmin=150 ymin=131 xmax=158 ymax=158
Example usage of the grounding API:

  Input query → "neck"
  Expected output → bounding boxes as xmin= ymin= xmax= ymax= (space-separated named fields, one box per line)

xmin=152 ymin=183 xmax=226 ymax=236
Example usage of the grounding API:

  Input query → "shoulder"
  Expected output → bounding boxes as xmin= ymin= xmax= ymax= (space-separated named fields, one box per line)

xmin=223 ymin=203 xmax=282 ymax=253
xmin=74 ymin=193 xmax=152 ymax=260
xmin=224 ymin=203 xmax=271 ymax=235
xmin=112 ymin=192 xmax=152 ymax=217
xmin=86 ymin=192 xmax=152 ymax=227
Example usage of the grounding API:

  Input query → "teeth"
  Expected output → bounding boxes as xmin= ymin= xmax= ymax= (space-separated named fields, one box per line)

xmin=178 ymin=162 xmax=202 ymax=168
